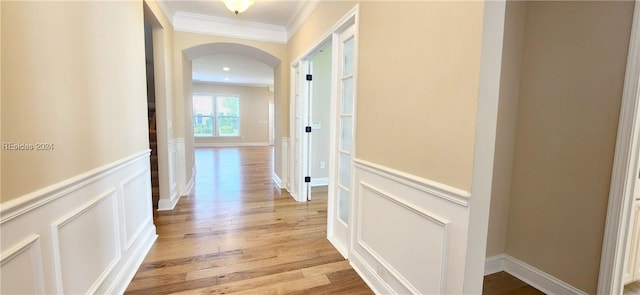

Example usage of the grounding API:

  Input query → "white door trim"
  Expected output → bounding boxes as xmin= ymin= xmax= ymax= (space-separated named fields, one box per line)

xmin=598 ymin=2 xmax=640 ymax=294
xmin=465 ymin=1 xmax=507 ymax=293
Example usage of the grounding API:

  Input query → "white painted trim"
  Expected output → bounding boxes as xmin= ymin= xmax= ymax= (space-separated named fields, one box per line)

xmin=0 ymin=150 xmax=151 ymax=224
xmin=357 ymin=182 xmax=451 ymax=294
xmin=194 ymin=142 xmax=271 ymax=148
xmin=465 ymin=1 xmax=507 ymax=293
xmin=105 ymin=227 xmax=157 ymax=295
xmin=599 ymin=2 xmax=640 ymax=294
xmin=484 ymin=254 xmax=505 ymax=275
xmin=281 ymin=137 xmax=289 ymax=190
xmin=0 ymin=152 xmax=156 ymax=294
xmin=181 ymin=166 xmax=195 ymax=196
xmin=50 ymin=189 xmax=121 ymax=294
xmin=154 ymin=0 xmax=174 ymax=28
xmin=0 ymin=235 xmax=45 ymax=294
xmin=499 ymin=255 xmax=587 ymax=295
xmin=289 ymin=4 xmax=360 ymax=65
xmin=272 ymin=173 xmax=283 ymax=190
xmin=354 ymin=159 xmax=470 ymax=207
xmin=286 ymin=0 xmax=321 ymax=41
xmin=310 ymin=177 xmax=328 ymax=187
xmin=157 ymin=194 xmax=181 ymax=211
xmin=350 ymin=251 xmax=395 ymax=295
xmin=173 ymin=12 xmax=287 ymax=44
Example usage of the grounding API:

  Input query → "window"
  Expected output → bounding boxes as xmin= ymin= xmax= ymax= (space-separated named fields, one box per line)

xmin=193 ymin=95 xmax=240 ymax=137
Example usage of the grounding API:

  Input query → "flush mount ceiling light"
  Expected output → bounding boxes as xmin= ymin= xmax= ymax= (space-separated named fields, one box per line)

xmin=223 ymin=67 xmax=230 ymax=71
xmin=222 ymin=0 xmax=255 ymax=15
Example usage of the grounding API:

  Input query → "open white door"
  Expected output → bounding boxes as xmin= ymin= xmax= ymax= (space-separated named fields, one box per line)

xmin=291 ymin=62 xmax=312 ymax=202
xmin=328 ymin=25 xmax=356 ymax=258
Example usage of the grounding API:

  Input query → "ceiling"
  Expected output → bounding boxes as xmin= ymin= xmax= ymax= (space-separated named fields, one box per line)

xmin=160 ymin=0 xmax=315 ymax=87
xmin=192 ymin=54 xmax=274 ymax=86
xmin=163 ymin=1 xmax=305 ymax=27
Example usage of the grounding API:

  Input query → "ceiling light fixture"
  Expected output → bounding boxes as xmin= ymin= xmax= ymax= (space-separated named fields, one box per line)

xmin=222 ymin=0 xmax=255 ymax=15
xmin=224 ymin=77 xmax=230 ymax=81
xmin=223 ymin=67 xmax=230 ymax=71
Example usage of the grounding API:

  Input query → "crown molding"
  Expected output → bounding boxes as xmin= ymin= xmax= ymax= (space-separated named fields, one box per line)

xmin=286 ymin=0 xmax=321 ymax=41
xmin=155 ymin=0 xmax=175 ymax=28
xmin=173 ymin=11 xmax=288 ymax=44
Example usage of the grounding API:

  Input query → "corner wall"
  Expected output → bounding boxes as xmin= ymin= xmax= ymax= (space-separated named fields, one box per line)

xmin=504 ymin=2 xmax=634 ymax=293
xmin=486 ymin=0 xmax=526 ymax=257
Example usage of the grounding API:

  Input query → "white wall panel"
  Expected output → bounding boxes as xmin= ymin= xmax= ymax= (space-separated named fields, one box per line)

xmin=352 ymin=159 xmax=470 ymax=294
xmin=0 ymin=151 xmax=157 ymax=294
xmin=0 ymin=235 xmax=45 ymax=294
xmin=52 ymin=190 xmax=120 ymax=294
xmin=121 ymin=170 xmax=153 ymax=250
xmin=359 ymin=183 xmax=450 ymax=294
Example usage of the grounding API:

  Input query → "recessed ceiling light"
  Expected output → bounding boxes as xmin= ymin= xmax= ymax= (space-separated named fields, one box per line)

xmin=224 ymin=77 xmax=229 ymax=81
xmin=223 ymin=67 xmax=230 ymax=71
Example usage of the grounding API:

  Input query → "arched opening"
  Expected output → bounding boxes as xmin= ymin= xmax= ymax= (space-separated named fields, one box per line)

xmin=180 ymin=42 xmax=283 ymax=202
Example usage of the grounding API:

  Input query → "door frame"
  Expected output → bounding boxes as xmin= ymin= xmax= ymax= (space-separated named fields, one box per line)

xmin=288 ymin=5 xmax=359 ymax=256
xmin=598 ymin=2 xmax=640 ymax=294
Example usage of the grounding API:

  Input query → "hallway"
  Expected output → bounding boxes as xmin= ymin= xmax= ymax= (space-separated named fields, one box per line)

xmin=124 ymin=147 xmax=373 ymax=294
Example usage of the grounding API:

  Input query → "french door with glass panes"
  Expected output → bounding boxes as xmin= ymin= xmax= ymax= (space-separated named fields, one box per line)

xmin=328 ymin=24 xmax=356 ymax=258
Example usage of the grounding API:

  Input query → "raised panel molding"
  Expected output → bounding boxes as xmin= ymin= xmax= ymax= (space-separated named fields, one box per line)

xmin=351 ymin=159 xmax=471 ymax=294
xmin=0 ymin=151 xmax=157 ymax=294
xmin=0 ymin=235 xmax=45 ymax=294
xmin=51 ymin=189 xmax=121 ymax=294
xmin=358 ymin=182 xmax=450 ymax=294
xmin=120 ymin=169 xmax=153 ymax=251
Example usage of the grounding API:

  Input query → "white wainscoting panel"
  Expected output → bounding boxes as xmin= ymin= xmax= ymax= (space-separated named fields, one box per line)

xmin=0 ymin=150 xmax=157 ymax=294
xmin=351 ymin=159 xmax=471 ymax=294
xmin=121 ymin=169 xmax=153 ymax=250
xmin=0 ymin=235 xmax=45 ymax=294
xmin=51 ymin=189 xmax=120 ymax=294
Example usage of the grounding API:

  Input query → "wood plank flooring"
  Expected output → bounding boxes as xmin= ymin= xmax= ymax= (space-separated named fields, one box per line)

xmin=125 ymin=147 xmax=372 ymax=295
xmin=126 ymin=146 xmax=544 ymax=294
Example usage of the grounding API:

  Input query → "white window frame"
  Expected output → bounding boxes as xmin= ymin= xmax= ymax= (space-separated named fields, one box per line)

xmin=192 ymin=94 xmax=240 ymax=137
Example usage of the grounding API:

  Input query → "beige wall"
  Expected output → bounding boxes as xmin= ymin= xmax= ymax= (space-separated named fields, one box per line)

xmin=1 ymin=1 xmax=148 ymax=201
xmin=486 ymin=1 xmax=526 ymax=257
xmin=356 ymin=1 xmax=484 ymax=191
xmin=172 ymin=31 xmax=287 ymax=182
xmin=288 ymin=1 xmax=484 ymax=191
xmin=504 ymin=2 xmax=633 ymax=293
xmin=192 ymin=83 xmax=273 ymax=145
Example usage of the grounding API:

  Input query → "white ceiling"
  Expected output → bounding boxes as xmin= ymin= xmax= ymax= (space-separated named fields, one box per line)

xmin=160 ymin=0 xmax=316 ymax=86
xmin=192 ymin=54 xmax=274 ymax=86
xmin=163 ymin=1 xmax=305 ymax=27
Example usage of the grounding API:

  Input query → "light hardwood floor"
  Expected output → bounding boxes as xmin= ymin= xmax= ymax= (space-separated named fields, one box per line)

xmin=126 ymin=146 xmax=543 ymax=294
xmin=125 ymin=147 xmax=373 ymax=294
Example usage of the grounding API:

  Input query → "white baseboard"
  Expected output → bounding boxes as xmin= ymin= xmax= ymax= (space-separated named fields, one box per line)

xmin=107 ymin=227 xmax=157 ymax=294
xmin=485 ymin=254 xmax=587 ymax=294
xmin=485 ymin=254 xmax=506 ymax=275
xmin=310 ymin=177 xmax=328 ymax=187
xmin=272 ymin=173 xmax=283 ymax=189
xmin=181 ymin=166 xmax=195 ymax=196
xmin=157 ymin=194 xmax=181 ymax=211
xmin=195 ymin=142 xmax=270 ymax=148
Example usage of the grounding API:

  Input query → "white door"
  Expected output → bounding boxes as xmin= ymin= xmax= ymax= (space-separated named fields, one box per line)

xmin=328 ymin=25 xmax=356 ymax=258
xmin=291 ymin=63 xmax=312 ymax=202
